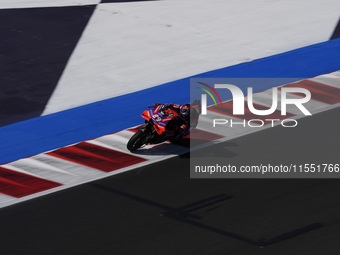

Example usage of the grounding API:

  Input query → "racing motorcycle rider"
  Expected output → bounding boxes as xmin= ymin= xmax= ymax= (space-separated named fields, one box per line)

xmin=151 ymin=100 xmax=201 ymax=140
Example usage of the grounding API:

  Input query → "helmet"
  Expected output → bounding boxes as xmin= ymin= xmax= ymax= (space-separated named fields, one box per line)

xmin=180 ymin=103 xmax=190 ymax=121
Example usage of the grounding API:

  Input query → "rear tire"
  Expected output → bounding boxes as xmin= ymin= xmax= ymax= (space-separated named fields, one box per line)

xmin=127 ymin=129 xmax=149 ymax=151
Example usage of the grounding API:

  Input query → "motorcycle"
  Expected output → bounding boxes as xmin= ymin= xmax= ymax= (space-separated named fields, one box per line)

xmin=127 ymin=105 xmax=182 ymax=151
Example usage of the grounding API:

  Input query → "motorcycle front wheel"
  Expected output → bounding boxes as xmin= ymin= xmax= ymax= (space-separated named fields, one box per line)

xmin=127 ymin=128 xmax=149 ymax=151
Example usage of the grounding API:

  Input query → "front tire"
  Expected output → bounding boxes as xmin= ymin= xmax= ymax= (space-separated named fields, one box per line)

xmin=127 ymin=129 xmax=149 ymax=151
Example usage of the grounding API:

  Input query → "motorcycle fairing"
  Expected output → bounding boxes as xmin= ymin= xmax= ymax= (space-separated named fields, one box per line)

xmin=141 ymin=107 xmax=179 ymax=135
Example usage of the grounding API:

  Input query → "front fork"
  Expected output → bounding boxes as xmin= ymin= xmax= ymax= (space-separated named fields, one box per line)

xmin=144 ymin=120 xmax=171 ymax=144
xmin=139 ymin=121 xmax=156 ymax=144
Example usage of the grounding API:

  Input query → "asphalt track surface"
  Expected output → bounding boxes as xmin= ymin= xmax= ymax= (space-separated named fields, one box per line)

xmin=1 ymin=106 xmax=340 ymax=255
xmin=0 ymin=6 xmax=95 ymax=127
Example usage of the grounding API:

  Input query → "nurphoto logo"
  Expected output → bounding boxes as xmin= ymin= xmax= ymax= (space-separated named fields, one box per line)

xmin=198 ymin=83 xmax=312 ymax=128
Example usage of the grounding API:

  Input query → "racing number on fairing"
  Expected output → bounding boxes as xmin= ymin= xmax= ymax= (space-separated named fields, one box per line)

xmin=152 ymin=114 xmax=162 ymax=122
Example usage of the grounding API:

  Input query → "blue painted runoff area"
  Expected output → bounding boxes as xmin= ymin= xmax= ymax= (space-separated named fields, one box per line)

xmin=1 ymin=38 xmax=340 ymax=164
